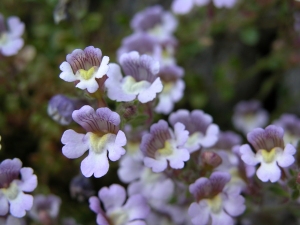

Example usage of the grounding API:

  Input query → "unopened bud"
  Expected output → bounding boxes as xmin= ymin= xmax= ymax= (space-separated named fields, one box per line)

xmin=122 ymin=104 xmax=137 ymax=120
xmin=201 ymin=151 xmax=222 ymax=168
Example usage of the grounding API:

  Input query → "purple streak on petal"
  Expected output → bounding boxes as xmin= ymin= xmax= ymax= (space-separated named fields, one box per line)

xmin=131 ymin=5 xmax=163 ymax=32
xmin=140 ymin=120 xmax=171 ymax=158
xmin=120 ymin=51 xmax=159 ymax=83
xmin=247 ymin=125 xmax=284 ymax=151
xmin=0 ymin=158 xmax=22 ymax=189
xmin=209 ymin=171 xmax=231 ymax=195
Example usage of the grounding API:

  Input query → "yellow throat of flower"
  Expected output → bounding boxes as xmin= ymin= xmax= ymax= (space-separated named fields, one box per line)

xmin=261 ymin=148 xmax=279 ymax=164
xmin=78 ymin=67 xmax=96 ymax=80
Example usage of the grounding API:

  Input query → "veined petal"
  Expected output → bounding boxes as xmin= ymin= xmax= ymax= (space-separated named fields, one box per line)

xmin=81 ymin=151 xmax=109 ymax=178
xmin=61 ymin=130 xmax=89 ymax=159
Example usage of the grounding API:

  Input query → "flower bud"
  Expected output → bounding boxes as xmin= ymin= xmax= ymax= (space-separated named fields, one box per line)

xmin=201 ymin=151 xmax=222 ymax=168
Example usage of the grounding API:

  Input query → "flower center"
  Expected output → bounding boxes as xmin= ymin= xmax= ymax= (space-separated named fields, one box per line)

xmin=1 ymin=182 xmax=20 ymax=200
xmin=108 ymin=208 xmax=129 ymax=225
xmin=261 ymin=148 xmax=279 ymax=164
xmin=122 ymin=76 xmax=150 ymax=95
xmin=162 ymin=82 xmax=174 ymax=94
xmin=89 ymin=133 xmax=115 ymax=154
xmin=157 ymin=140 xmax=173 ymax=156
xmin=207 ymin=194 xmax=222 ymax=214
xmin=78 ymin=67 xmax=96 ymax=80
xmin=186 ymin=132 xmax=202 ymax=147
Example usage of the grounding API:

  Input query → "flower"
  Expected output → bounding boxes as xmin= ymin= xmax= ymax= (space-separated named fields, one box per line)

xmin=61 ymin=105 xmax=126 ymax=178
xmin=29 ymin=194 xmax=61 ymax=223
xmin=155 ymin=65 xmax=185 ymax=114
xmin=0 ymin=14 xmax=24 ymax=56
xmin=140 ymin=119 xmax=190 ymax=172
xmin=47 ymin=94 xmax=86 ymax=125
xmin=130 ymin=5 xmax=177 ymax=43
xmin=240 ymin=125 xmax=296 ymax=183
xmin=105 ymin=51 xmax=163 ymax=103
xmin=59 ymin=46 xmax=109 ymax=93
xmin=169 ymin=109 xmax=219 ymax=153
xmin=188 ymin=172 xmax=245 ymax=225
xmin=232 ymin=100 xmax=269 ymax=135
xmin=89 ymin=184 xmax=149 ymax=225
xmin=0 ymin=158 xmax=37 ymax=218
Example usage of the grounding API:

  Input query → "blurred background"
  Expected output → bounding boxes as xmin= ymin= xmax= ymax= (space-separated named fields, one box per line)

xmin=0 ymin=0 xmax=299 ymax=224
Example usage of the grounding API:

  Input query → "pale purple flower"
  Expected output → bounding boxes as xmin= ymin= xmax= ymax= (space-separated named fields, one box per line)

xmin=29 ymin=194 xmax=61 ymax=223
xmin=128 ymin=167 xmax=175 ymax=206
xmin=0 ymin=158 xmax=37 ymax=218
xmin=59 ymin=46 xmax=109 ymax=93
xmin=0 ymin=14 xmax=24 ymax=56
xmin=155 ymin=65 xmax=185 ymax=114
xmin=105 ymin=51 xmax=163 ymax=103
xmin=141 ymin=120 xmax=190 ymax=172
xmin=232 ymin=100 xmax=269 ymax=135
xmin=215 ymin=146 xmax=255 ymax=193
xmin=89 ymin=184 xmax=149 ymax=225
xmin=61 ymin=105 xmax=126 ymax=178
xmin=273 ymin=113 xmax=300 ymax=147
xmin=47 ymin=94 xmax=87 ymax=125
xmin=169 ymin=109 xmax=219 ymax=153
xmin=240 ymin=125 xmax=296 ymax=183
xmin=188 ymin=172 xmax=245 ymax=225
xmin=131 ymin=5 xmax=177 ymax=43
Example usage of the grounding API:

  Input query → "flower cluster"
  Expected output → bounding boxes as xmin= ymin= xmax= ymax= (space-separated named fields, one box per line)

xmin=3 ymin=1 xmax=300 ymax=224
